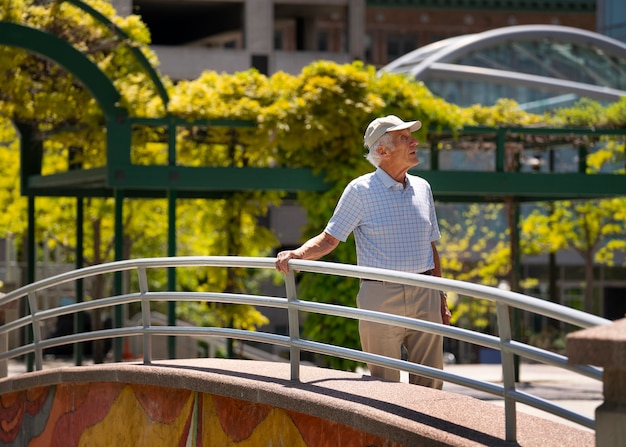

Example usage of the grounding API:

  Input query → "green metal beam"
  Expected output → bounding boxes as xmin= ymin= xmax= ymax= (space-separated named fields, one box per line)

xmin=418 ymin=171 xmax=626 ymax=200
xmin=25 ymin=164 xmax=328 ymax=197
xmin=26 ymin=167 xmax=108 ymax=191
xmin=21 ymin=188 xmax=261 ymax=199
xmin=107 ymin=165 xmax=329 ymax=192
xmin=433 ymin=125 xmax=626 ymax=137
xmin=129 ymin=117 xmax=255 ymax=128
xmin=25 ymin=165 xmax=626 ymax=202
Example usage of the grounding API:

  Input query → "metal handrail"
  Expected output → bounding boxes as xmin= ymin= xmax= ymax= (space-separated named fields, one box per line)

xmin=0 ymin=256 xmax=610 ymax=442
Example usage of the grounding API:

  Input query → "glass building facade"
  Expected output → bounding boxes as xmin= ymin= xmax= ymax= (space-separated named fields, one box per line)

xmin=381 ymin=25 xmax=626 ymax=112
xmin=598 ymin=0 xmax=626 ymax=43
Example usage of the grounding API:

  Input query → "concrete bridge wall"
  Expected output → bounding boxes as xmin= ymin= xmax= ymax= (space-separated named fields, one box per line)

xmin=0 ymin=359 xmax=593 ymax=447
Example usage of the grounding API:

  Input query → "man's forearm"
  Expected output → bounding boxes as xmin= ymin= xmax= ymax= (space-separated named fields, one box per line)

xmin=294 ymin=232 xmax=339 ymax=260
xmin=275 ymin=232 xmax=339 ymax=273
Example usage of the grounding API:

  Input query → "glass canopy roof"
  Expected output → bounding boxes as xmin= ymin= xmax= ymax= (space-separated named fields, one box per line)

xmin=380 ymin=25 xmax=626 ymax=112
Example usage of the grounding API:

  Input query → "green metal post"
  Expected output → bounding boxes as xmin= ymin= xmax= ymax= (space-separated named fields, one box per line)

xmin=578 ymin=144 xmax=588 ymax=173
xmin=512 ymin=201 xmax=521 ymax=382
xmin=75 ymin=197 xmax=84 ymax=366
xmin=18 ymin=122 xmax=38 ymax=373
xmin=168 ymin=189 xmax=177 ymax=359
xmin=496 ymin=128 xmax=506 ymax=172
xmin=168 ymin=116 xmax=177 ymax=165
xmin=107 ymin=106 xmax=131 ymax=363
xmin=430 ymin=139 xmax=439 ymax=170
xmin=167 ymin=120 xmax=177 ymax=360
xmin=113 ymin=189 xmax=124 ymax=362
xmin=26 ymin=196 xmax=35 ymax=372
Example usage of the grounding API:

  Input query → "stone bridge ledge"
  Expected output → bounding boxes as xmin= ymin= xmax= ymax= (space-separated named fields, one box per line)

xmin=0 ymin=358 xmax=593 ymax=447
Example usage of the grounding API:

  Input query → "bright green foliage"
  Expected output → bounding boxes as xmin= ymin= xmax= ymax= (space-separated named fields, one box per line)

xmin=0 ymin=121 xmax=27 ymax=236
xmin=466 ymin=98 xmax=543 ymax=127
xmin=548 ymin=97 xmax=614 ymax=127
xmin=0 ymin=0 xmax=167 ymax=123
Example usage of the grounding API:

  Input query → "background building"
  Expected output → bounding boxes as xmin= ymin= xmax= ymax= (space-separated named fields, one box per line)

xmin=110 ymin=0 xmax=600 ymax=79
xmin=597 ymin=0 xmax=626 ymax=42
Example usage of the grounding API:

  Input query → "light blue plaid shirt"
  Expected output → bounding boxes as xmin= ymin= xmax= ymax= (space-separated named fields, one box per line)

xmin=325 ymin=168 xmax=441 ymax=274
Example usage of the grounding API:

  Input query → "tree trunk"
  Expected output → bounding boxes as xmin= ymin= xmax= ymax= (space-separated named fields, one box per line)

xmin=583 ymin=249 xmax=595 ymax=314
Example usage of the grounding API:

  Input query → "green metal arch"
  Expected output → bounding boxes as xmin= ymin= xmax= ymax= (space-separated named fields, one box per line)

xmin=0 ymin=22 xmax=121 ymax=118
xmin=62 ymin=0 xmax=169 ymax=107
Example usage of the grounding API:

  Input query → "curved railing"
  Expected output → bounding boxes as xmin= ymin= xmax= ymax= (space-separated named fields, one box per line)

xmin=0 ymin=256 xmax=610 ymax=443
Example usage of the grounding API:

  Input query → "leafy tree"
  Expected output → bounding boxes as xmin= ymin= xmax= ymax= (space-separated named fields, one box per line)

xmin=522 ymin=199 xmax=626 ymax=314
xmin=0 ymin=121 xmax=27 ymax=239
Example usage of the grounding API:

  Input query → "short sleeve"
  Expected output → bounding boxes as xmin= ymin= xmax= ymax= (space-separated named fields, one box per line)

xmin=324 ymin=182 xmax=363 ymax=242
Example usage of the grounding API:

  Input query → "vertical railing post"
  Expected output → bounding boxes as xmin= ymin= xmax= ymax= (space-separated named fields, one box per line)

xmin=138 ymin=267 xmax=152 ymax=365
xmin=496 ymin=301 xmax=517 ymax=442
xmin=27 ymin=292 xmax=43 ymax=371
xmin=285 ymin=269 xmax=300 ymax=381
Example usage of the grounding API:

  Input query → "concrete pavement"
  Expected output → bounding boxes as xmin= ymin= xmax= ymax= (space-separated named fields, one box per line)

xmin=441 ymin=363 xmax=602 ymax=432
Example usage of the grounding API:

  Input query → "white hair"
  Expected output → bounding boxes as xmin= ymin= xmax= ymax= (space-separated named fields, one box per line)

xmin=365 ymin=132 xmax=393 ymax=167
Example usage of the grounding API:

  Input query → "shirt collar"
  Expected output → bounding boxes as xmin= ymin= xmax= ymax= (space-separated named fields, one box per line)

xmin=375 ymin=167 xmax=406 ymax=190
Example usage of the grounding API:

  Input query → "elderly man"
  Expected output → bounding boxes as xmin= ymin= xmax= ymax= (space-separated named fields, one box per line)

xmin=276 ymin=115 xmax=451 ymax=389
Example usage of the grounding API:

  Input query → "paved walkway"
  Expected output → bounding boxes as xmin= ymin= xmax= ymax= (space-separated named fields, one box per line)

xmin=440 ymin=363 xmax=602 ymax=432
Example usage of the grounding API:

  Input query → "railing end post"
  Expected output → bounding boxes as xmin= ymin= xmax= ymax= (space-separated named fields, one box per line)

xmin=567 ymin=318 xmax=626 ymax=446
xmin=0 ymin=308 xmax=6 ymax=378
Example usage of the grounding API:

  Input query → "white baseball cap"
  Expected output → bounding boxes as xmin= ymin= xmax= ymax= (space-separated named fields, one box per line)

xmin=363 ymin=115 xmax=422 ymax=149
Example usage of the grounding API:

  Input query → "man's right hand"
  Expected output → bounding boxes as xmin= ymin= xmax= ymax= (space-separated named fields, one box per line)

xmin=275 ymin=232 xmax=339 ymax=274
xmin=275 ymin=250 xmax=301 ymax=274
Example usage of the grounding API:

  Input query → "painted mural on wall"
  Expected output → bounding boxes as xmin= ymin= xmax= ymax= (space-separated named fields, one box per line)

xmin=0 ymin=382 xmax=405 ymax=446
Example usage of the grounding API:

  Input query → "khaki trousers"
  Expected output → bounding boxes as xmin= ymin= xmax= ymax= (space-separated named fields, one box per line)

xmin=357 ymin=280 xmax=444 ymax=389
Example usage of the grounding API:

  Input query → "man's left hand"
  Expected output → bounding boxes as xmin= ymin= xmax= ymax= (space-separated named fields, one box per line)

xmin=440 ymin=293 xmax=451 ymax=325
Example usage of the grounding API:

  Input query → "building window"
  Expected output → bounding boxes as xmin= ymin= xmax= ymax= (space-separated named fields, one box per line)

xmin=365 ymin=33 xmax=373 ymax=64
xmin=134 ymin=1 xmax=244 ymax=46
xmin=386 ymin=34 xmax=417 ymax=63
xmin=317 ymin=31 xmax=329 ymax=51
xmin=274 ymin=30 xmax=283 ymax=50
